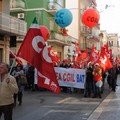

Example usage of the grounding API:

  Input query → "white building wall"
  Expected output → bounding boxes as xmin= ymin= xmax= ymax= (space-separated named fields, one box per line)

xmin=66 ymin=0 xmax=78 ymax=39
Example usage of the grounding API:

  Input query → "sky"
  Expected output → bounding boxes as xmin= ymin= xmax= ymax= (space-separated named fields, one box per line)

xmin=96 ymin=0 xmax=120 ymax=35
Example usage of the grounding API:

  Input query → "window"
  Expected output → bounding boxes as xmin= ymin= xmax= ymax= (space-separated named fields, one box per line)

xmin=10 ymin=36 xmax=16 ymax=47
xmin=109 ymin=41 xmax=113 ymax=47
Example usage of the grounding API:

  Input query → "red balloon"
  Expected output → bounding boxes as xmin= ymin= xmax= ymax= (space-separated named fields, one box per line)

xmin=39 ymin=26 xmax=50 ymax=41
xmin=82 ymin=8 xmax=100 ymax=28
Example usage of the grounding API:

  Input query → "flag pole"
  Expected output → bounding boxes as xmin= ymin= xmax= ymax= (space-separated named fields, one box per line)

xmin=7 ymin=46 xmax=15 ymax=74
xmin=9 ymin=59 xmax=16 ymax=74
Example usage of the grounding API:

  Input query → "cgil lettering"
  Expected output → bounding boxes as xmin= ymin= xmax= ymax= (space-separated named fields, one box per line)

xmin=63 ymin=73 xmax=75 ymax=82
xmin=55 ymin=19 xmax=65 ymax=25
xmin=87 ymin=16 xmax=98 ymax=23
xmin=56 ymin=72 xmax=75 ymax=82
xmin=56 ymin=12 xmax=64 ymax=18
xmin=55 ymin=12 xmax=65 ymax=25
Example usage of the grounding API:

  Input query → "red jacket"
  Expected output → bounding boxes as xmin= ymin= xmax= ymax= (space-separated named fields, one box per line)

xmin=93 ymin=68 xmax=102 ymax=82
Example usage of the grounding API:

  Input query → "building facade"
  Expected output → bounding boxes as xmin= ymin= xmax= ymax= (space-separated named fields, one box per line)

xmin=10 ymin=0 xmax=75 ymax=61
xmin=107 ymin=33 xmax=120 ymax=58
xmin=66 ymin=0 xmax=100 ymax=54
xmin=99 ymin=31 xmax=120 ymax=58
xmin=0 ymin=0 xmax=26 ymax=64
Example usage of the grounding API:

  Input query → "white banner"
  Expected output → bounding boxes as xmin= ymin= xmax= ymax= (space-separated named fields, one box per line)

xmin=55 ymin=67 xmax=86 ymax=89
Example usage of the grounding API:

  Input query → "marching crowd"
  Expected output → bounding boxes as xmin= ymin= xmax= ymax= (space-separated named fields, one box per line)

xmin=0 ymin=59 xmax=120 ymax=120
xmin=53 ymin=59 xmax=120 ymax=98
xmin=10 ymin=58 xmax=119 ymax=100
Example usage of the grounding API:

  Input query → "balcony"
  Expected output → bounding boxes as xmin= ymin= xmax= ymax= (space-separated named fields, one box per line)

xmin=48 ymin=2 xmax=63 ymax=15
xmin=80 ymin=26 xmax=92 ymax=37
xmin=87 ymin=36 xmax=100 ymax=42
xmin=48 ymin=32 xmax=71 ymax=46
xmin=0 ymin=12 xmax=27 ymax=36
xmin=10 ymin=0 xmax=25 ymax=12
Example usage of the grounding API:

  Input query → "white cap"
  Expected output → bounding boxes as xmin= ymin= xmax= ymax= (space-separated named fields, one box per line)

xmin=87 ymin=62 xmax=91 ymax=67
xmin=95 ymin=63 xmax=99 ymax=66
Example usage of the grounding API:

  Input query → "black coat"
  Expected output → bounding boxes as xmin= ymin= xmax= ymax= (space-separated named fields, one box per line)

xmin=86 ymin=67 xmax=93 ymax=82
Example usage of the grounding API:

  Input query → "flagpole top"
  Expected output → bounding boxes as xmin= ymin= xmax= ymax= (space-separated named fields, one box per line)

xmin=32 ymin=17 xmax=38 ymax=24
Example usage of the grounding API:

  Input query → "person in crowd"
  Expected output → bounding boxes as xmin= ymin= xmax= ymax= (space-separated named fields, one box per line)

xmin=27 ymin=65 xmax=35 ymax=91
xmin=107 ymin=68 xmax=113 ymax=90
xmin=101 ymin=70 xmax=107 ymax=93
xmin=11 ymin=64 xmax=25 ymax=106
xmin=66 ymin=59 xmax=72 ymax=68
xmin=59 ymin=59 xmax=69 ymax=92
xmin=116 ymin=63 xmax=120 ymax=86
xmin=111 ymin=63 xmax=118 ymax=92
xmin=60 ymin=59 xmax=68 ymax=68
xmin=0 ymin=62 xmax=18 ymax=120
xmin=92 ymin=63 xmax=103 ymax=98
xmin=117 ymin=63 xmax=120 ymax=75
xmin=71 ymin=61 xmax=80 ymax=69
xmin=79 ymin=61 xmax=85 ymax=69
xmin=84 ymin=62 xmax=94 ymax=97
xmin=57 ymin=61 xmax=62 ymax=67
xmin=23 ymin=63 xmax=30 ymax=89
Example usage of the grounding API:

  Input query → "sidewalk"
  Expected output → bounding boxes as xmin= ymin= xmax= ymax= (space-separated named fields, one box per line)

xmin=88 ymin=78 xmax=120 ymax=120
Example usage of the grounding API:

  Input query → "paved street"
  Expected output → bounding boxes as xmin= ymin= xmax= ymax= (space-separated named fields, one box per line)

xmin=1 ymin=78 xmax=119 ymax=120
xmin=88 ymin=76 xmax=120 ymax=120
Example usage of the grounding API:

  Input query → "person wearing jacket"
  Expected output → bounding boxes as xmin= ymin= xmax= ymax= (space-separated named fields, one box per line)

xmin=84 ymin=62 xmax=94 ymax=97
xmin=92 ymin=63 xmax=103 ymax=98
xmin=111 ymin=63 xmax=118 ymax=92
xmin=0 ymin=62 xmax=18 ymax=120
xmin=12 ymin=64 xmax=25 ymax=106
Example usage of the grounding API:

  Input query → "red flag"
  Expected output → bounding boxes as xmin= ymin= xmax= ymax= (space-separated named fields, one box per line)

xmin=101 ymin=46 xmax=105 ymax=53
xmin=104 ymin=42 xmax=109 ymax=51
xmin=48 ymin=46 xmax=59 ymax=63
xmin=74 ymin=54 xmax=81 ymax=61
xmin=101 ymin=43 xmax=112 ymax=61
xmin=108 ymin=49 xmax=113 ymax=62
xmin=96 ymin=51 xmax=113 ymax=71
xmin=89 ymin=44 xmax=99 ymax=64
xmin=17 ymin=17 xmax=60 ymax=94
xmin=63 ymin=28 xmax=68 ymax=36
xmin=75 ymin=42 xmax=81 ymax=54
xmin=115 ymin=56 xmax=119 ymax=64
xmin=101 ymin=42 xmax=113 ymax=62
xmin=81 ymin=49 xmax=88 ymax=59
xmin=9 ymin=49 xmax=23 ymax=66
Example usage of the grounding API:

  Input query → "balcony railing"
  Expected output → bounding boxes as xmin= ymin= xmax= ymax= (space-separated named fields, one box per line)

xmin=80 ymin=26 xmax=92 ymax=37
xmin=0 ymin=12 xmax=27 ymax=36
xmin=49 ymin=32 xmax=71 ymax=46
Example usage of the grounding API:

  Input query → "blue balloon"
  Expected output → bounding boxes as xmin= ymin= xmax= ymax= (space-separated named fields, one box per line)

xmin=54 ymin=8 xmax=73 ymax=28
